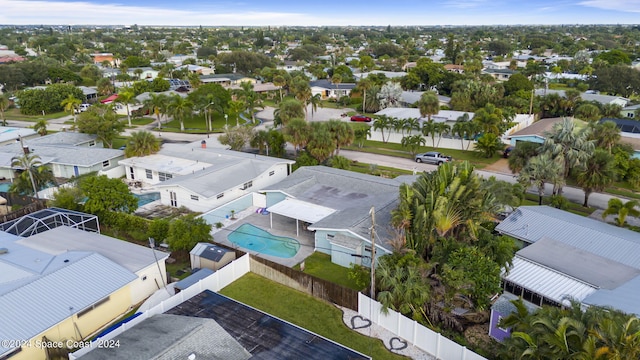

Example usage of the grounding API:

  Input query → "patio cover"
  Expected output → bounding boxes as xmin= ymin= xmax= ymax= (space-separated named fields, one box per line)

xmin=100 ymin=94 xmax=118 ymax=103
xmin=267 ymin=198 xmax=336 ymax=224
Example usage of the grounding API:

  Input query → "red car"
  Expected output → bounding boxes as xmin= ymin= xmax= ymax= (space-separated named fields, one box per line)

xmin=350 ymin=114 xmax=372 ymax=122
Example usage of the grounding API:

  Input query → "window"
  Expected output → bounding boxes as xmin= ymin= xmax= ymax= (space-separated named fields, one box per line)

xmin=190 ymin=195 xmax=199 ymax=201
xmin=216 ymin=193 xmax=224 ymax=199
xmin=497 ymin=316 xmax=508 ymax=331
xmin=242 ymin=181 xmax=253 ymax=190
xmin=88 ymin=141 xmax=95 ymax=147
xmin=145 ymin=169 xmax=153 ymax=180
xmin=269 ymin=170 xmax=275 ymax=176
xmin=102 ymin=160 xmax=110 ymax=168
xmin=159 ymin=172 xmax=172 ymax=182
xmin=142 ymin=275 xmax=147 ymax=281
xmin=78 ymin=296 xmax=110 ymax=317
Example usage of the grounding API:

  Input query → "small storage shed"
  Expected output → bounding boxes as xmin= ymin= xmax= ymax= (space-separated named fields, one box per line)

xmin=190 ymin=243 xmax=236 ymax=271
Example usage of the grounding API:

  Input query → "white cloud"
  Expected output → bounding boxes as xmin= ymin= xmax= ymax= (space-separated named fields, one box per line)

xmin=0 ymin=0 xmax=324 ymax=26
xmin=443 ymin=0 xmax=488 ymax=9
xmin=579 ymin=0 xmax=640 ymax=12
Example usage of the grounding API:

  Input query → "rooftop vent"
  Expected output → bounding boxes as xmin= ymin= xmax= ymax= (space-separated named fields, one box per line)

xmin=0 ymin=248 xmax=8 ymax=255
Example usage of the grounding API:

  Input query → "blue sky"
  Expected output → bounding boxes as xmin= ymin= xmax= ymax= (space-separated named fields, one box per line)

xmin=0 ymin=0 xmax=639 ymax=26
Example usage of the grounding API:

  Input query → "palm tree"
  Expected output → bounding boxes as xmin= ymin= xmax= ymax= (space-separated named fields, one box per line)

xmin=273 ymin=75 xmax=286 ymax=102
xmin=376 ymin=257 xmax=431 ymax=323
xmin=576 ymin=149 xmax=616 ymax=207
xmin=417 ymin=91 xmax=439 ymax=122
xmin=283 ymin=118 xmax=310 ymax=152
xmin=124 ymin=131 xmax=160 ymax=158
xmin=239 ymin=82 xmax=262 ymax=124
xmin=167 ymin=95 xmax=193 ymax=132
xmin=602 ymin=198 xmax=640 ymax=226
xmin=0 ymin=96 xmax=9 ymax=125
xmin=593 ymin=120 xmax=621 ymax=154
xmin=326 ymin=119 xmax=354 ymax=155
xmin=356 ymin=77 xmax=373 ymax=114
xmin=61 ymin=95 xmax=82 ymax=123
xmin=401 ymin=135 xmax=425 ymax=156
xmin=421 ymin=120 xmax=438 ymax=148
xmin=575 ymin=103 xmax=601 ymax=122
xmin=33 ymin=120 xmax=48 ymax=136
xmin=474 ymin=133 xmax=502 ymax=158
xmin=331 ymin=74 xmax=342 ymax=99
xmin=354 ymin=127 xmax=371 ymax=148
xmin=473 ymin=103 xmax=506 ymax=136
xmin=434 ymin=123 xmax=450 ymax=148
xmin=143 ymin=93 xmax=169 ymax=129
xmin=601 ymin=103 xmax=623 ymax=119
xmin=295 ymin=85 xmax=312 ymax=120
xmin=250 ymin=129 xmax=270 ymax=155
xmin=508 ymin=142 xmax=541 ymax=174
xmin=11 ymin=152 xmax=43 ymax=199
xmin=403 ymin=118 xmax=421 ymax=136
xmin=309 ymin=93 xmax=322 ymax=120
xmin=373 ymin=115 xmax=392 ymax=143
xmin=518 ymin=153 xmax=563 ymax=205
xmin=542 ymin=117 xmax=595 ymax=194
xmin=116 ymin=90 xmax=138 ymax=127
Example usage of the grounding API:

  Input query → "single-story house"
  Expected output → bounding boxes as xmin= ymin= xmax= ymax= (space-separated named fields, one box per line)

xmin=310 ymin=79 xmax=356 ymax=100
xmin=262 ymin=166 xmax=416 ymax=268
xmin=190 ymin=243 xmax=235 ymax=270
xmin=444 ymin=64 xmax=465 ymax=73
xmin=491 ymin=206 xmax=640 ymax=341
xmin=119 ymin=143 xmax=295 ymax=213
xmin=353 ymin=70 xmax=407 ymax=80
xmin=200 ymin=74 xmax=257 ymax=87
xmin=177 ymin=64 xmax=215 ymax=76
xmin=0 ymin=135 xmax=124 ymax=179
xmin=621 ymin=104 xmax=640 ymax=119
xmin=0 ymin=209 xmax=168 ymax=359
xmin=91 ymin=53 xmax=115 ymax=66
xmin=277 ymin=60 xmax=305 ymax=72
xmin=0 ymin=126 xmax=38 ymax=146
xmin=535 ymin=89 xmax=629 ymax=107
xmin=399 ymin=91 xmax=451 ymax=108
xmin=78 ymin=86 xmax=98 ymax=103
xmin=482 ymin=68 xmax=516 ymax=81
xmin=507 ymin=117 xmax=578 ymax=146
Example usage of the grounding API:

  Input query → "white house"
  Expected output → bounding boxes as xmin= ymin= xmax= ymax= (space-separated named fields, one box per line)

xmin=310 ymin=79 xmax=356 ymax=100
xmin=535 ymin=89 xmax=629 ymax=107
xmin=119 ymin=143 xmax=295 ymax=213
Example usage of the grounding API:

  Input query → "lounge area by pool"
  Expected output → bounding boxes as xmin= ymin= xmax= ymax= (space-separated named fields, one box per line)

xmin=228 ymin=223 xmax=300 ymax=258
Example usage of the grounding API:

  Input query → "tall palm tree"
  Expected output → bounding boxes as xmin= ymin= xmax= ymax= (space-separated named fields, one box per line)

xmin=518 ymin=153 xmax=563 ymax=205
xmin=239 ymin=81 xmax=262 ymax=124
xmin=434 ymin=123 xmax=450 ymax=148
xmin=421 ymin=120 xmax=438 ymax=148
xmin=417 ymin=91 xmax=439 ymax=122
xmin=542 ymin=117 xmax=595 ymax=194
xmin=11 ymin=152 xmax=43 ymax=199
xmin=143 ymin=93 xmax=169 ymax=129
xmin=273 ymin=75 xmax=286 ymax=102
xmin=326 ymin=119 xmax=354 ymax=155
xmin=309 ymin=93 xmax=322 ymax=120
xmin=167 ymin=95 xmax=193 ymax=132
xmin=575 ymin=103 xmax=601 ymax=122
xmin=356 ymin=77 xmax=373 ymax=114
xmin=602 ymin=198 xmax=640 ymax=226
xmin=124 ymin=131 xmax=160 ymax=158
xmin=331 ymin=74 xmax=342 ymax=99
xmin=592 ymin=120 xmax=621 ymax=154
xmin=250 ymin=129 xmax=270 ymax=155
xmin=576 ymin=149 xmax=616 ymax=207
xmin=61 ymin=95 xmax=82 ymax=123
xmin=283 ymin=118 xmax=310 ymax=152
xmin=0 ymin=96 xmax=9 ymax=125
xmin=373 ymin=115 xmax=392 ymax=143
xmin=115 ymin=90 xmax=138 ymax=127
xmin=473 ymin=103 xmax=506 ymax=136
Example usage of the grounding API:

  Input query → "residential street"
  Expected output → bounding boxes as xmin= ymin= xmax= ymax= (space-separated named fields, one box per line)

xmin=5 ymin=115 xmax=627 ymax=211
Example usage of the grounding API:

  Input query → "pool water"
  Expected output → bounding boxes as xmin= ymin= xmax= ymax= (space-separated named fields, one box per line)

xmin=133 ymin=192 xmax=160 ymax=207
xmin=228 ymin=223 xmax=300 ymax=258
xmin=0 ymin=183 xmax=10 ymax=192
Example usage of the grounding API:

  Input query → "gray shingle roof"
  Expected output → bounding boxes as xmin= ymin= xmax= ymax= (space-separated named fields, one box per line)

xmin=310 ymin=79 xmax=356 ymax=90
xmin=27 ymin=132 xmax=98 ymax=146
xmin=0 ymin=143 xmax=123 ymax=167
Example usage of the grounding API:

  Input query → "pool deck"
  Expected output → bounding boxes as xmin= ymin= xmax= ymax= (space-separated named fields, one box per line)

xmin=213 ymin=207 xmax=315 ymax=268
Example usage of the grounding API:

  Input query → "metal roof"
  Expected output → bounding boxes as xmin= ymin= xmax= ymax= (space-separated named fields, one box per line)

xmin=16 ymin=226 xmax=168 ymax=273
xmin=267 ymin=198 xmax=337 ymax=224
xmin=26 ymin=132 xmax=98 ymax=146
xmin=496 ymin=206 xmax=640 ymax=269
xmin=0 ymin=252 xmax=136 ymax=356
xmin=173 ymin=268 xmax=216 ymax=291
xmin=491 ymin=293 xmax=539 ymax=315
xmin=504 ymin=256 xmax=598 ymax=304
xmin=0 ymin=143 xmax=124 ymax=167
xmin=76 ymin=314 xmax=251 ymax=360
xmin=582 ymin=276 xmax=640 ymax=316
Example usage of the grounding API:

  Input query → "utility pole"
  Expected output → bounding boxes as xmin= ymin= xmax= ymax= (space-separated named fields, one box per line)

xmin=18 ymin=135 xmax=39 ymax=200
xmin=369 ymin=206 xmax=376 ymax=300
xmin=529 ymin=88 xmax=534 ymax=115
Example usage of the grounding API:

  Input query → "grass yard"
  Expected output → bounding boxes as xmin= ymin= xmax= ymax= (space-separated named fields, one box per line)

xmin=5 ymin=108 xmax=69 ymax=121
xmin=349 ymin=161 xmax=414 ymax=178
xmin=220 ymin=273 xmax=407 ymax=360
xmin=166 ymin=260 xmax=192 ymax=280
xmin=293 ymin=252 xmax=363 ymax=290
xmin=162 ymin=112 xmax=244 ymax=133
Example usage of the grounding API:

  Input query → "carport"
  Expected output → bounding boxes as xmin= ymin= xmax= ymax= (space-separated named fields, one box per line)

xmin=266 ymin=198 xmax=336 ymax=236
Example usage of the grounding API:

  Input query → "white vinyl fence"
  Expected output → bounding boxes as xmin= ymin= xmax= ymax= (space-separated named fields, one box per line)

xmin=69 ymin=254 xmax=251 ymax=359
xmin=358 ymin=293 xmax=487 ymax=360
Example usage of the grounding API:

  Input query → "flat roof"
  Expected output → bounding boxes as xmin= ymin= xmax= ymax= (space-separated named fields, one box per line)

xmin=166 ymin=290 xmax=371 ymax=360
xmin=119 ymin=153 xmax=213 ymax=175
xmin=267 ymin=198 xmax=337 ymax=224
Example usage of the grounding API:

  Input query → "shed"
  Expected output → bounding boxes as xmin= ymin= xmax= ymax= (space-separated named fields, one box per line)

xmin=189 ymin=243 xmax=235 ymax=270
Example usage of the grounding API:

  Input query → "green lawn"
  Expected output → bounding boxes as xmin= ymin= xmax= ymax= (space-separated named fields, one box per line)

xmin=166 ymin=261 xmax=192 ymax=280
xmin=130 ymin=117 xmax=155 ymax=126
xmin=162 ymin=112 xmax=242 ymax=133
xmin=220 ymin=273 xmax=407 ymax=360
xmin=349 ymin=161 xmax=414 ymax=178
xmin=5 ymin=108 xmax=69 ymax=121
xmin=293 ymin=252 xmax=363 ymax=290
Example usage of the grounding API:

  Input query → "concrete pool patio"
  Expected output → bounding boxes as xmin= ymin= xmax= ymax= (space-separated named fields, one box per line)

xmin=212 ymin=207 xmax=315 ymax=267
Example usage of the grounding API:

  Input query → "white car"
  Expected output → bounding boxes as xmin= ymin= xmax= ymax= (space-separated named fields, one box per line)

xmin=74 ymin=104 xmax=91 ymax=113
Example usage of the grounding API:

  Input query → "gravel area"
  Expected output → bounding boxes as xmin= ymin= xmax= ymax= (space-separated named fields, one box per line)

xmin=339 ymin=305 xmax=436 ymax=360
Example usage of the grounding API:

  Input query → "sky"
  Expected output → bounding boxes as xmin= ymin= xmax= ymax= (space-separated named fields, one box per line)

xmin=1 ymin=0 xmax=639 ymax=26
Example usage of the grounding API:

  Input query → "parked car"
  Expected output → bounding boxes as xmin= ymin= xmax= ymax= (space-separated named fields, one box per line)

xmin=503 ymin=146 xmax=514 ymax=158
xmin=350 ymin=114 xmax=372 ymax=122
xmin=415 ymin=151 xmax=452 ymax=165
xmin=74 ymin=104 xmax=90 ymax=114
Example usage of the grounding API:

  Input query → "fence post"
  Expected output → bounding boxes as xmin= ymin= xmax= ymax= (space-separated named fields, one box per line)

xmin=462 ymin=346 xmax=467 ymax=360
xmin=412 ymin=319 xmax=418 ymax=344
xmin=436 ymin=333 xmax=441 ymax=358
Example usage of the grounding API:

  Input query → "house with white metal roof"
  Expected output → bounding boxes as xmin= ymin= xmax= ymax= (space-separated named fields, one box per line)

xmin=0 ymin=211 xmax=168 ymax=360
xmin=120 ymin=143 xmax=294 ymax=213
xmin=490 ymin=205 xmax=640 ymax=340
xmin=535 ymin=89 xmax=629 ymax=107
xmin=0 ymin=126 xmax=38 ymax=146
xmin=262 ymin=166 xmax=416 ymax=268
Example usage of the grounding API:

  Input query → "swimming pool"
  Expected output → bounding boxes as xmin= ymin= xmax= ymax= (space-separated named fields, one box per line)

xmin=133 ymin=192 xmax=160 ymax=207
xmin=228 ymin=223 xmax=300 ymax=258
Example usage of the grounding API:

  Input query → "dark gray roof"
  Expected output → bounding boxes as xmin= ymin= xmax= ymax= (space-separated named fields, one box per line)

xmin=496 ymin=206 xmax=640 ymax=269
xmin=166 ymin=290 xmax=370 ymax=360
xmin=600 ymin=118 xmax=640 ymax=134
xmin=79 ymin=314 xmax=250 ymax=360
xmin=517 ymin=237 xmax=640 ymax=289
xmin=192 ymin=243 xmax=233 ymax=262
xmin=173 ymin=268 xmax=215 ymax=291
